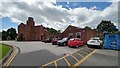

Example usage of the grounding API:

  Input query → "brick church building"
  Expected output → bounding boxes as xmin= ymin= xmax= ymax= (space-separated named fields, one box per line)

xmin=18 ymin=17 xmax=54 ymax=41
xmin=18 ymin=17 xmax=102 ymax=42
xmin=61 ymin=25 xmax=100 ymax=42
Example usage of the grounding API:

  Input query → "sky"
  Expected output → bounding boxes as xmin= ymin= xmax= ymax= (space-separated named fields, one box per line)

xmin=0 ymin=0 xmax=120 ymax=32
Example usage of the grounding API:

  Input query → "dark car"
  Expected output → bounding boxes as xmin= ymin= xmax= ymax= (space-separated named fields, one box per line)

xmin=52 ymin=38 xmax=61 ymax=45
xmin=44 ymin=38 xmax=52 ymax=43
xmin=57 ymin=37 xmax=70 ymax=46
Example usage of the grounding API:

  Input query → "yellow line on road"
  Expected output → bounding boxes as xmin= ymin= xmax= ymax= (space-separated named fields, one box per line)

xmin=42 ymin=48 xmax=83 ymax=67
xmin=6 ymin=51 xmax=16 ymax=66
xmin=41 ymin=46 xmax=91 ymax=67
xmin=71 ymin=49 xmax=96 ymax=68
xmin=42 ymin=57 xmax=63 ymax=67
xmin=3 ymin=49 xmax=17 ymax=68
xmin=63 ymin=57 xmax=71 ymax=66
xmin=80 ymin=51 xmax=88 ymax=55
xmin=86 ymin=47 xmax=94 ymax=51
xmin=75 ymin=53 xmax=84 ymax=58
xmin=70 ymin=55 xmax=79 ymax=62
xmin=3 ymin=53 xmax=13 ymax=67
xmin=82 ymin=49 xmax=91 ymax=53
xmin=54 ymin=62 xmax=58 ymax=68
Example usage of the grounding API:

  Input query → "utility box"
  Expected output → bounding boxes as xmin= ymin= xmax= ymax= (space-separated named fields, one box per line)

xmin=104 ymin=34 xmax=120 ymax=50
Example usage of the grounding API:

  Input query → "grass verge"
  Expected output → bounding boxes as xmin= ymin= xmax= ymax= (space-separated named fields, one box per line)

xmin=0 ymin=44 xmax=11 ymax=60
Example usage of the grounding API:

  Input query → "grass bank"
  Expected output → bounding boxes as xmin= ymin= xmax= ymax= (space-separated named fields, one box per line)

xmin=0 ymin=44 xmax=11 ymax=60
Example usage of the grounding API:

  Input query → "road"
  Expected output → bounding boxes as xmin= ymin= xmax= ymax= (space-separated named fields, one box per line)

xmin=79 ymin=49 xmax=119 ymax=66
xmin=2 ymin=41 xmax=85 ymax=66
xmin=1 ymin=41 xmax=119 ymax=68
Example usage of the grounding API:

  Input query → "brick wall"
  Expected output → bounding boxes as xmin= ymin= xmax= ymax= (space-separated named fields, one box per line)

xmin=18 ymin=17 xmax=53 ymax=41
xmin=62 ymin=25 xmax=98 ymax=42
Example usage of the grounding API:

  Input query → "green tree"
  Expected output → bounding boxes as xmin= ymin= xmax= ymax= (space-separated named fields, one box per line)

xmin=7 ymin=28 xmax=17 ymax=40
xmin=116 ymin=31 xmax=120 ymax=35
xmin=97 ymin=20 xmax=118 ymax=33
xmin=2 ymin=30 xmax=8 ymax=40
xmin=118 ymin=31 xmax=120 ymax=35
xmin=2 ymin=28 xmax=17 ymax=40
xmin=17 ymin=34 xmax=24 ymax=41
xmin=58 ymin=30 xmax=61 ymax=33
xmin=84 ymin=26 xmax=92 ymax=29
xmin=45 ymin=27 xmax=60 ymax=34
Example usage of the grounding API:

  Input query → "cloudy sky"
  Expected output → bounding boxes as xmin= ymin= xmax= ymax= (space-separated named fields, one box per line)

xmin=0 ymin=0 xmax=120 ymax=32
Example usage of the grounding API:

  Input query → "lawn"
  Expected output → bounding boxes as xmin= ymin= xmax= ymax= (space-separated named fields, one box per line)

xmin=0 ymin=44 xmax=11 ymax=60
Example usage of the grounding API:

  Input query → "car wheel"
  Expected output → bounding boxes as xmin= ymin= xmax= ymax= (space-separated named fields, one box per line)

xmin=99 ymin=45 xmax=102 ymax=49
xmin=99 ymin=43 xmax=103 ymax=49
xmin=76 ymin=44 xmax=79 ymax=48
xmin=68 ymin=46 xmax=71 ymax=48
xmin=87 ymin=45 xmax=91 ymax=48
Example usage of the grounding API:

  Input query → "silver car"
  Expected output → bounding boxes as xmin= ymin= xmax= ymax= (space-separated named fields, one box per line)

xmin=87 ymin=37 xmax=103 ymax=48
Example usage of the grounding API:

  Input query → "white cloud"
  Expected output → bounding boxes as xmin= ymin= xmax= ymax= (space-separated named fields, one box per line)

xmin=1 ymin=1 xmax=119 ymax=32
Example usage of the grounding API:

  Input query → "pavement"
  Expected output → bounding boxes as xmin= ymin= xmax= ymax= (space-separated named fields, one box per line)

xmin=1 ymin=41 xmax=119 ymax=68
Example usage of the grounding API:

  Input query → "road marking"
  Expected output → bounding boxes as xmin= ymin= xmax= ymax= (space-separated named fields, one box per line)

xmin=80 ymin=50 xmax=88 ymax=55
xmin=42 ymin=57 xmax=63 ymax=67
xmin=82 ymin=49 xmax=91 ymax=53
xmin=75 ymin=53 xmax=84 ymax=58
xmin=42 ymin=48 xmax=83 ymax=67
xmin=70 ymin=55 xmax=79 ymax=62
xmin=54 ymin=62 xmax=58 ymax=68
xmin=87 ymin=47 xmax=94 ymax=51
xmin=63 ymin=57 xmax=71 ymax=66
xmin=72 ymin=49 xmax=96 ymax=68
xmin=6 ymin=52 xmax=16 ymax=66
xmin=41 ymin=46 xmax=95 ymax=68
xmin=3 ymin=48 xmax=17 ymax=68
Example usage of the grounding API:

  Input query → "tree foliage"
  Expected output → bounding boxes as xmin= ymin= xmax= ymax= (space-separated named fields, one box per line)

xmin=97 ymin=20 xmax=118 ymax=33
xmin=2 ymin=31 xmax=8 ymax=40
xmin=17 ymin=34 xmax=25 ymax=41
xmin=2 ymin=28 xmax=17 ymax=40
xmin=45 ymin=27 xmax=61 ymax=34
xmin=84 ymin=26 xmax=92 ymax=29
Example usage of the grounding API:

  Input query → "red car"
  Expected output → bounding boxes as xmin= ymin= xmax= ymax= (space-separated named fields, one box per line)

xmin=52 ymin=38 xmax=61 ymax=45
xmin=68 ymin=38 xmax=84 ymax=47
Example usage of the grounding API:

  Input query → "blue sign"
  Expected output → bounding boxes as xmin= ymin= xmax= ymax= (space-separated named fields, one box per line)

xmin=104 ymin=34 xmax=120 ymax=50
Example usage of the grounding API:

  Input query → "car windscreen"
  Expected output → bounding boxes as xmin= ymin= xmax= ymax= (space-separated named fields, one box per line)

xmin=62 ymin=38 xmax=67 ymax=41
xmin=70 ymin=38 xmax=74 ymax=41
xmin=91 ymin=38 xmax=99 ymax=40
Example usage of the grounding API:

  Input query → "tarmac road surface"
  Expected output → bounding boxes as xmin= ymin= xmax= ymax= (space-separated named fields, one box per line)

xmin=1 ymin=41 xmax=119 ymax=68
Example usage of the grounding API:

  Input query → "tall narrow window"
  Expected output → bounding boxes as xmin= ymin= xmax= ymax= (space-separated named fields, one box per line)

xmin=69 ymin=33 xmax=73 ymax=38
xmin=76 ymin=32 xmax=81 ymax=38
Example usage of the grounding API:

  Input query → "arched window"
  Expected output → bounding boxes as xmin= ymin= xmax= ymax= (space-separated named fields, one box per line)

xmin=76 ymin=32 xmax=81 ymax=38
xmin=69 ymin=33 xmax=73 ymax=38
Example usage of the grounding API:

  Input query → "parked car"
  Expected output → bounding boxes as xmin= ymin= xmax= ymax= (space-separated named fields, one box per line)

xmin=87 ymin=37 xmax=103 ymax=48
xmin=57 ymin=37 xmax=70 ymax=46
xmin=44 ymin=38 xmax=52 ymax=43
xmin=68 ymin=38 xmax=84 ymax=48
xmin=52 ymin=38 xmax=61 ymax=45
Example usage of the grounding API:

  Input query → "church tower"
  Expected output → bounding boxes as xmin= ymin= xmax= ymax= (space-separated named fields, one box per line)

xmin=27 ymin=17 xmax=35 ymax=27
xmin=26 ymin=17 xmax=35 ymax=40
